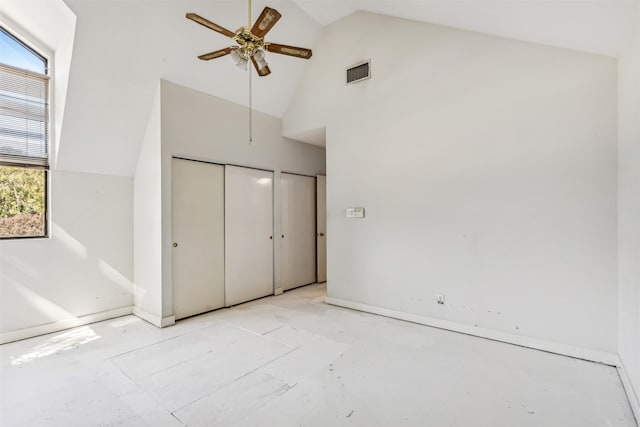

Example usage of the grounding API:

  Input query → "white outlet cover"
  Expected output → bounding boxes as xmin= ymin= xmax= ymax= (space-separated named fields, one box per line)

xmin=346 ymin=207 xmax=365 ymax=218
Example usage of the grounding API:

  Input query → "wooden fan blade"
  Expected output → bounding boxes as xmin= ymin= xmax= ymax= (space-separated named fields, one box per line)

xmin=251 ymin=7 xmax=281 ymax=39
xmin=198 ymin=47 xmax=234 ymax=60
xmin=251 ymin=56 xmax=271 ymax=77
xmin=265 ymin=43 xmax=312 ymax=59
xmin=186 ymin=13 xmax=235 ymax=38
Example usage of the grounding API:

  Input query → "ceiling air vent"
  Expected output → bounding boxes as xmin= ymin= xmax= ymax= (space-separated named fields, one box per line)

xmin=346 ymin=60 xmax=371 ymax=85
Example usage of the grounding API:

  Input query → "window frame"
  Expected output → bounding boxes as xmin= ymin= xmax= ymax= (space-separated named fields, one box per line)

xmin=0 ymin=25 xmax=51 ymax=240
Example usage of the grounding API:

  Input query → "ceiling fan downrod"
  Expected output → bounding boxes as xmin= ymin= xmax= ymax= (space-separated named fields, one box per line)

xmin=248 ymin=0 xmax=252 ymax=143
xmin=249 ymin=52 xmax=253 ymax=143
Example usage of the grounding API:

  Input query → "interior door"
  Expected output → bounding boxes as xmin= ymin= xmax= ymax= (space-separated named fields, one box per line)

xmin=225 ymin=165 xmax=274 ymax=306
xmin=316 ymin=175 xmax=327 ymax=283
xmin=281 ymin=173 xmax=316 ymax=291
xmin=172 ymin=158 xmax=225 ymax=320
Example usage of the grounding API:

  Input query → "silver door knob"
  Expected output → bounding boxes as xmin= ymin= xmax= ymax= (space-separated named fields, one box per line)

xmin=173 ymin=242 xmax=178 ymax=247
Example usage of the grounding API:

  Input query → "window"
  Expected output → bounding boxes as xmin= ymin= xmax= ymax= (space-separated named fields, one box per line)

xmin=0 ymin=27 xmax=49 ymax=239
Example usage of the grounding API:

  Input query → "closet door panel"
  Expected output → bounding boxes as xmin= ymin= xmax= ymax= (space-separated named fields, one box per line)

xmin=172 ymin=158 xmax=225 ymax=320
xmin=281 ymin=173 xmax=316 ymax=290
xmin=225 ymin=166 xmax=274 ymax=306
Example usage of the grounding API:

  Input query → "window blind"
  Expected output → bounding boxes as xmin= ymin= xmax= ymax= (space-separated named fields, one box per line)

xmin=0 ymin=64 xmax=49 ymax=167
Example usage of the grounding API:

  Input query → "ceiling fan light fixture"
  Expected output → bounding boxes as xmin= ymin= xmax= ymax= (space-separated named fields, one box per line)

xmin=230 ymin=48 xmax=248 ymax=69
xmin=253 ymin=49 xmax=269 ymax=72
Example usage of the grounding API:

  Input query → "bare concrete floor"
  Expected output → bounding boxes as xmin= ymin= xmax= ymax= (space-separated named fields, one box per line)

xmin=0 ymin=283 xmax=636 ymax=426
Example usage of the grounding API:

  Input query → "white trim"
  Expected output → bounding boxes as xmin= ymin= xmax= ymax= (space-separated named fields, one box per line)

xmin=0 ymin=306 xmax=133 ymax=344
xmin=325 ymin=297 xmax=618 ymax=366
xmin=132 ymin=307 xmax=175 ymax=328
xmin=160 ymin=315 xmax=175 ymax=327
xmin=617 ymin=356 xmax=640 ymax=424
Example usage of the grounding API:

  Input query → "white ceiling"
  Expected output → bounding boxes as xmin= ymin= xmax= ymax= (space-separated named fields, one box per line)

xmin=58 ymin=0 xmax=322 ymax=119
xmin=2 ymin=0 xmax=637 ymax=175
xmin=294 ymin=0 xmax=638 ymax=58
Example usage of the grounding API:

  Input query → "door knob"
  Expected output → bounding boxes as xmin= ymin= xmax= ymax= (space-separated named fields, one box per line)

xmin=269 ymin=236 xmax=273 ymax=240
xmin=173 ymin=242 xmax=178 ymax=247
xmin=281 ymin=234 xmax=285 ymax=238
xmin=318 ymin=233 xmax=325 ymax=237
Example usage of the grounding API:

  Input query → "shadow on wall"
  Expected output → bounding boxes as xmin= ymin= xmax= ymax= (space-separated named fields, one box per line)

xmin=0 ymin=223 xmax=132 ymax=334
xmin=0 ymin=171 xmax=134 ymax=337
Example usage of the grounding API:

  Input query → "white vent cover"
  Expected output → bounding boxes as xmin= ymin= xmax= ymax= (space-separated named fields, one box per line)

xmin=346 ymin=60 xmax=371 ymax=85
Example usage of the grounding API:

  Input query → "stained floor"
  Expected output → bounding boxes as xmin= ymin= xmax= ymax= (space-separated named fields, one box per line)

xmin=0 ymin=283 xmax=636 ymax=426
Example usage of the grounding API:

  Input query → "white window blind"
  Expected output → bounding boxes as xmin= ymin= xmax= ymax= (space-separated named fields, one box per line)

xmin=0 ymin=63 xmax=49 ymax=167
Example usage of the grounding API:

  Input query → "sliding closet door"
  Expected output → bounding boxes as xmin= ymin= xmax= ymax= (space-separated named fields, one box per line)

xmin=281 ymin=173 xmax=316 ymax=291
xmin=172 ymin=158 xmax=225 ymax=320
xmin=316 ymin=175 xmax=327 ymax=283
xmin=225 ymin=165 xmax=274 ymax=306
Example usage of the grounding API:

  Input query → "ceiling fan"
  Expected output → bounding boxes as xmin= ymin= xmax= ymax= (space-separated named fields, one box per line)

xmin=186 ymin=4 xmax=312 ymax=77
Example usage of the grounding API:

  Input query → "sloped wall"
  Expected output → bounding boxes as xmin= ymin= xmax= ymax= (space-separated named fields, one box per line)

xmin=285 ymin=12 xmax=618 ymax=356
xmin=56 ymin=0 xmax=320 ymax=177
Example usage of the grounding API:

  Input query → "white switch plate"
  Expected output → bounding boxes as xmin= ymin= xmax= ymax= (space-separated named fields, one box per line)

xmin=346 ymin=207 xmax=365 ymax=218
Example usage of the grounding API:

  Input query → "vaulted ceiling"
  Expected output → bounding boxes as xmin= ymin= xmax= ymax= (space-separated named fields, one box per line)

xmin=41 ymin=1 xmax=640 ymax=121
xmin=295 ymin=0 xmax=637 ymax=58
xmin=2 ymin=0 xmax=637 ymax=175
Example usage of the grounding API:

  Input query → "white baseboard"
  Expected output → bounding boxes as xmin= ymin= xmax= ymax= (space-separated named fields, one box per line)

xmin=161 ymin=315 xmax=176 ymax=327
xmin=325 ymin=297 xmax=618 ymax=366
xmin=0 ymin=306 xmax=133 ymax=345
xmin=132 ymin=307 xmax=175 ymax=328
xmin=617 ymin=356 xmax=640 ymax=425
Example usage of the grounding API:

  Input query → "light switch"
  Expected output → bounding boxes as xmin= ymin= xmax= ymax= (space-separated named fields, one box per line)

xmin=346 ymin=207 xmax=365 ymax=218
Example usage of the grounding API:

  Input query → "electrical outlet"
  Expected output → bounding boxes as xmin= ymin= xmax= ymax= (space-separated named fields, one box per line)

xmin=436 ymin=294 xmax=445 ymax=305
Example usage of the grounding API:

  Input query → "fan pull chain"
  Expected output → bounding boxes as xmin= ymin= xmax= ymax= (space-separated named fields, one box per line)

xmin=249 ymin=61 xmax=253 ymax=144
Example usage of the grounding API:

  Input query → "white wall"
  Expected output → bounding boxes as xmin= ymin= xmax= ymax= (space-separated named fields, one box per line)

xmin=159 ymin=80 xmax=326 ymax=319
xmin=618 ymin=4 xmax=640 ymax=415
xmin=286 ymin=12 xmax=618 ymax=355
xmin=133 ymin=83 xmax=164 ymax=325
xmin=0 ymin=1 xmax=134 ymax=344
xmin=0 ymin=171 xmax=133 ymax=343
